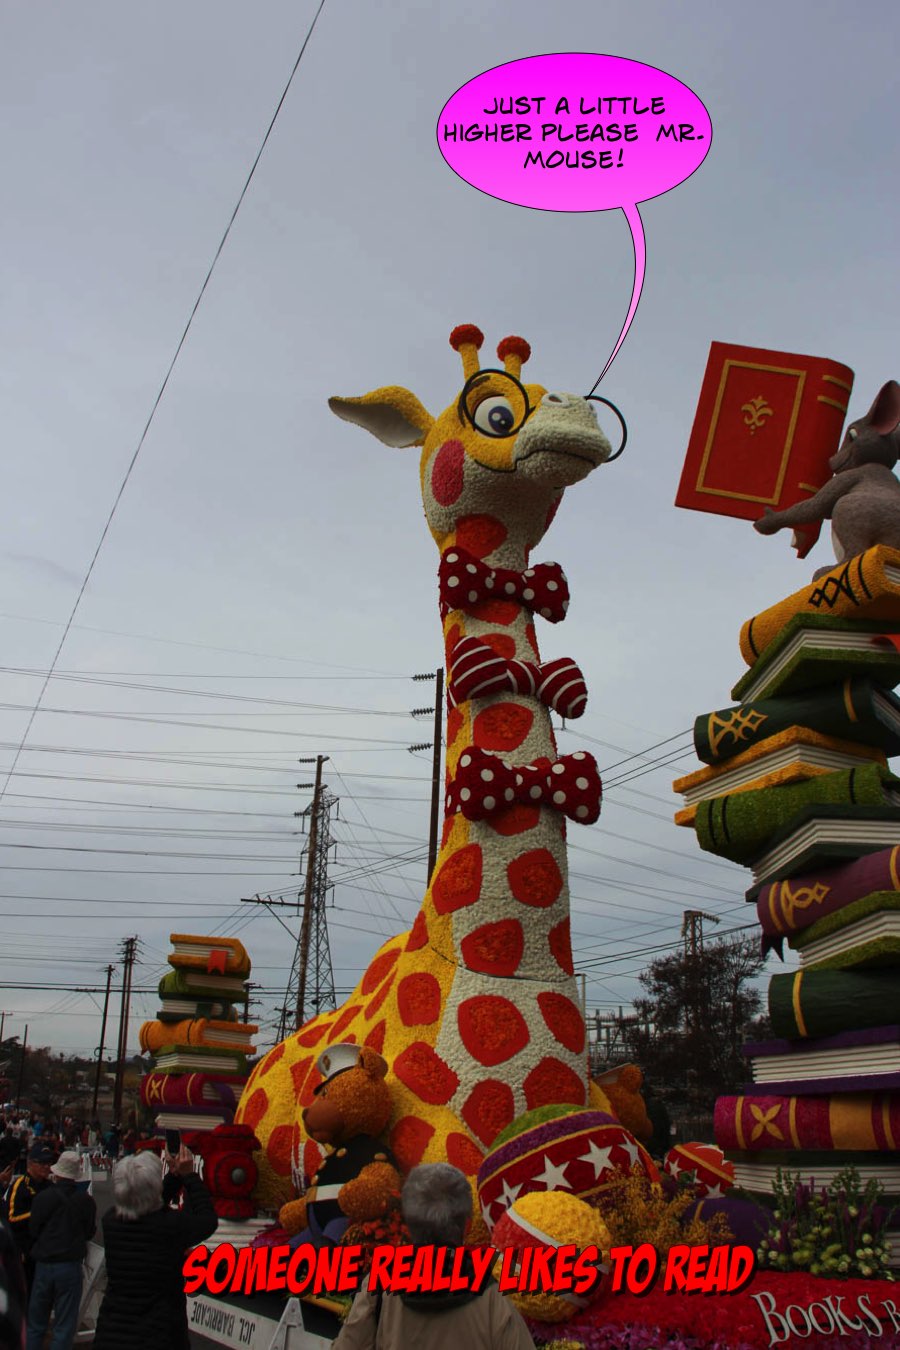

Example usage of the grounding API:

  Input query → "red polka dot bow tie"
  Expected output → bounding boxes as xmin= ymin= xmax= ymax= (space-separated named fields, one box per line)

xmin=447 ymin=635 xmax=588 ymax=720
xmin=446 ymin=745 xmax=602 ymax=824
xmin=439 ymin=546 xmax=570 ymax=622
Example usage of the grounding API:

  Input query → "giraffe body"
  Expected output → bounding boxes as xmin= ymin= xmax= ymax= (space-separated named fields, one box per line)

xmin=237 ymin=327 xmax=615 ymax=1203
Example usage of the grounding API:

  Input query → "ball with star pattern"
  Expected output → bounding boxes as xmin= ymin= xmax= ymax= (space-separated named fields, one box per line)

xmin=477 ymin=1106 xmax=658 ymax=1229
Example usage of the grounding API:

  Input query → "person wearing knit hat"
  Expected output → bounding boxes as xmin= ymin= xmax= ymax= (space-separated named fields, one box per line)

xmin=26 ymin=1151 xmax=96 ymax=1350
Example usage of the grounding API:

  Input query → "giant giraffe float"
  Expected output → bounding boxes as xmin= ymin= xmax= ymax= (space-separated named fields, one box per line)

xmin=237 ymin=325 xmax=639 ymax=1205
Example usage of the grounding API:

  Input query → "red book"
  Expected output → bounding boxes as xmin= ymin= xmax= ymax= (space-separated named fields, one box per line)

xmin=676 ymin=342 xmax=854 ymax=558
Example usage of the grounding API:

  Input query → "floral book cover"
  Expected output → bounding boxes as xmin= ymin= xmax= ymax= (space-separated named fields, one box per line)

xmin=675 ymin=341 xmax=854 ymax=558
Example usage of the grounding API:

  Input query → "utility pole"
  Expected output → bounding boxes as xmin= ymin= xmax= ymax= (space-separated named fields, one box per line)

xmin=411 ymin=669 xmax=444 ymax=884
xmin=92 ymin=963 xmax=115 ymax=1119
xmin=15 ymin=1024 xmax=27 ymax=1109
xmin=296 ymin=755 xmax=327 ymax=1030
xmin=113 ymin=938 xmax=137 ymax=1124
xmin=0 ymin=1010 xmax=6 ymax=1043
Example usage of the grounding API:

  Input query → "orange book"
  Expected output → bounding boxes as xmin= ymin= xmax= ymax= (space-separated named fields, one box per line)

xmin=676 ymin=342 xmax=854 ymax=558
xmin=739 ymin=547 xmax=900 ymax=665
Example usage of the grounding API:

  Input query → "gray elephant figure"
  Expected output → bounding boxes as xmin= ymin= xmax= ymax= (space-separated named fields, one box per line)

xmin=754 ymin=380 xmax=900 ymax=579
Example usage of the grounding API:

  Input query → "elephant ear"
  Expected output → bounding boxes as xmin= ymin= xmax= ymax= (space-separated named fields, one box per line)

xmin=329 ymin=386 xmax=434 ymax=448
xmin=357 ymin=1046 xmax=389 ymax=1080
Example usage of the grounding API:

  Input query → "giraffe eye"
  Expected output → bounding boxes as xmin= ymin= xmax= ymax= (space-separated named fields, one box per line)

xmin=473 ymin=396 xmax=516 ymax=437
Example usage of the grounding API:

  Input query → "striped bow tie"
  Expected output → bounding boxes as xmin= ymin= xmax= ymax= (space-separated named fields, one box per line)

xmin=439 ymin=547 xmax=570 ymax=623
xmin=448 ymin=635 xmax=588 ymax=720
xmin=446 ymin=745 xmax=602 ymax=824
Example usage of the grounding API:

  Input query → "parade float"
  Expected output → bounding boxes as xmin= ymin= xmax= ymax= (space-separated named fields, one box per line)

xmin=182 ymin=331 xmax=898 ymax=1349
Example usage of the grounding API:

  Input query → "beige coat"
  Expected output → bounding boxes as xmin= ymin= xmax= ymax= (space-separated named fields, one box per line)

xmin=332 ymin=1284 xmax=535 ymax=1350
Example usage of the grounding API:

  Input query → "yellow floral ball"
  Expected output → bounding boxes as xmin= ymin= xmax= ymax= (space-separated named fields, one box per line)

xmin=491 ymin=1189 xmax=610 ymax=1324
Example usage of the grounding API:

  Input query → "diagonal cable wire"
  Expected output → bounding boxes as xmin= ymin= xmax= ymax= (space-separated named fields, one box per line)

xmin=0 ymin=0 xmax=327 ymax=813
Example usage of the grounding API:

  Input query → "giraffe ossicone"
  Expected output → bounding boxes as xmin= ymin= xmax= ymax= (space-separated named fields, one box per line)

xmin=237 ymin=326 xmax=621 ymax=1204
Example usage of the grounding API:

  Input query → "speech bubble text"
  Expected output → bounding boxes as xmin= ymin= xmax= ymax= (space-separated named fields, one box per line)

xmin=437 ymin=53 xmax=712 ymax=384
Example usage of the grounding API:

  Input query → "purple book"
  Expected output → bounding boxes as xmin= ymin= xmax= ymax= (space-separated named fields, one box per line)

xmin=752 ymin=845 xmax=900 ymax=956
xmin=743 ymin=1024 xmax=900 ymax=1095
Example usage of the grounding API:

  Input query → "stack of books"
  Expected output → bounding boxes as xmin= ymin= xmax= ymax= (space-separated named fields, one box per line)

xmin=674 ymin=547 xmax=900 ymax=1207
xmin=138 ymin=934 xmax=256 ymax=1134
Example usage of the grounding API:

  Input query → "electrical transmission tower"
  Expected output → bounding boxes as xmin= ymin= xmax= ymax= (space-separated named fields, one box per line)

xmin=278 ymin=755 xmax=338 ymax=1040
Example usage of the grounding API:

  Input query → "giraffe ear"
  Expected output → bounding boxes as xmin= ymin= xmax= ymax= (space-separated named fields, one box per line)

xmin=329 ymin=386 xmax=434 ymax=448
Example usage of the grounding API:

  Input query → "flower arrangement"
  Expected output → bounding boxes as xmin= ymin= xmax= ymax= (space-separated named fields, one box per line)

xmin=592 ymin=1170 xmax=732 ymax=1254
xmin=757 ymin=1166 xmax=895 ymax=1280
xmin=341 ymin=1202 xmax=410 ymax=1274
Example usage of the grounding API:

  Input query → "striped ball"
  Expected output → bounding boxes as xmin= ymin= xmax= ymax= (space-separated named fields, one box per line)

xmin=491 ymin=1190 xmax=610 ymax=1323
xmin=665 ymin=1141 xmax=735 ymax=1198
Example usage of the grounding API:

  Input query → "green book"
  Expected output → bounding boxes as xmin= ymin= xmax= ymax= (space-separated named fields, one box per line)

xmin=791 ymin=890 xmax=900 ymax=970
xmin=694 ymin=764 xmax=900 ymax=866
xmin=158 ymin=967 xmax=248 ymax=1003
xmin=694 ymin=677 xmax=900 ymax=766
xmin=731 ymin=615 xmax=900 ymax=704
xmin=769 ymin=967 xmax=900 ymax=1039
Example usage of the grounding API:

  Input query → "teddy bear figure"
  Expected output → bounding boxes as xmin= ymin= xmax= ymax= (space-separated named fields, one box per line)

xmin=279 ymin=1044 xmax=401 ymax=1246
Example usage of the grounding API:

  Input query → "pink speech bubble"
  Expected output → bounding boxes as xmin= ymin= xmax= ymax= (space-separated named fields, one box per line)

xmin=437 ymin=53 xmax=712 ymax=385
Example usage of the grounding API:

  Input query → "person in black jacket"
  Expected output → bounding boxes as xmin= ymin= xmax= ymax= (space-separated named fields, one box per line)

xmin=26 ymin=1150 xmax=96 ymax=1350
xmin=6 ymin=1143 xmax=54 ymax=1294
xmin=93 ymin=1144 xmax=217 ymax=1350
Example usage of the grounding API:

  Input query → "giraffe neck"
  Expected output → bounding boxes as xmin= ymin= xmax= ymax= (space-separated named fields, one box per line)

xmin=432 ymin=521 xmax=573 ymax=986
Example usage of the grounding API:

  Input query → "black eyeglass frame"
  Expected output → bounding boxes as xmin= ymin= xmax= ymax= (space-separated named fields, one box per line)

xmin=457 ymin=369 xmax=534 ymax=440
xmin=583 ymin=395 xmax=628 ymax=462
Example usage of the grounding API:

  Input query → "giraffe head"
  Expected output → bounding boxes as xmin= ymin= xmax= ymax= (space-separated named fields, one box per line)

xmin=329 ymin=325 xmax=613 ymax=553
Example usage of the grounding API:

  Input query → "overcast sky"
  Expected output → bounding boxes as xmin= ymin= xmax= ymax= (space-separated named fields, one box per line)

xmin=1 ymin=0 xmax=897 ymax=1063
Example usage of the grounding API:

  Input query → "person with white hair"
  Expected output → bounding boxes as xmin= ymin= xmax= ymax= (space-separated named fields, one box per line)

xmin=26 ymin=1150 xmax=96 ymax=1350
xmin=92 ymin=1145 xmax=217 ymax=1350
xmin=333 ymin=1163 xmax=533 ymax=1350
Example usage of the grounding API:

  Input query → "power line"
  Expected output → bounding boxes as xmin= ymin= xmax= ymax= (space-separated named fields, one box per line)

xmin=0 ymin=0 xmax=328 ymax=815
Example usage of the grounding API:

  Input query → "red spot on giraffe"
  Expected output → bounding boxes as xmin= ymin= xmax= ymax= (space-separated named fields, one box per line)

xmin=446 ymin=1133 xmax=485 ymax=1176
xmin=405 ymin=911 xmax=429 ymax=951
xmin=364 ymin=1020 xmax=386 ymax=1054
xmin=490 ymin=804 xmax=540 ymax=837
xmin=393 ymin=1043 xmax=459 ymax=1105
xmin=364 ymin=976 xmax=395 ymax=1020
xmin=538 ymin=992 xmax=586 ymax=1054
xmin=458 ymin=995 xmax=529 ymax=1067
xmin=455 ymin=514 xmax=507 ymax=558
xmin=289 ymin=1056 xmax=313 ymax=1099
xmin=431 ymin=440 xmax=465 ymax=506
xmin=432 ymin=843 xmax=482 ymax=913
xmin=303 ymin=1138 xmax=325 ymax=1183
xmin=480 ymin=632 xmax=517 ymax=660
xmin=473 ymin=702 xmax=533 ymax=751
xmin=295 ymin=1022 xmax=328 ymax=1049
xmin=507 ymin=849 xmax=563 ymax=908
xmin=327 ymin=1005 xmax=362 ymax=1042
xmin=446 ymin=705 xmax=464 ymax=748
xmin=255 ymin=1041 xmax=285 ymax=1076
xmin=461 ymin=1079 xmax=516 ymax=1146
xmin=524 ymin=622 xmax=540 ymax=658
xmin=549 ymin=919 xmax=575 ymax=974
xmin=240 ymin=1088 xmax=269 ymax=1133
xmin=460 ymin=919 xmax=523 ymax=976
xmin=390 ymin=1116 xmax=435 ymax=1170
xmin=360 ymin=948 xmax=400 ymax=995
xmin=266 ymin=1124 xmax=297 ymax=1177
xmin=396 ymin=972 xmax=442 ymax=1026
xmin=469 ymin=599 xmax=520 ymax=626
xmin=441 ymin=817 xmax=454 ymax=847
xmin=524 ymin=1058 xmax=586 ymax=1110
